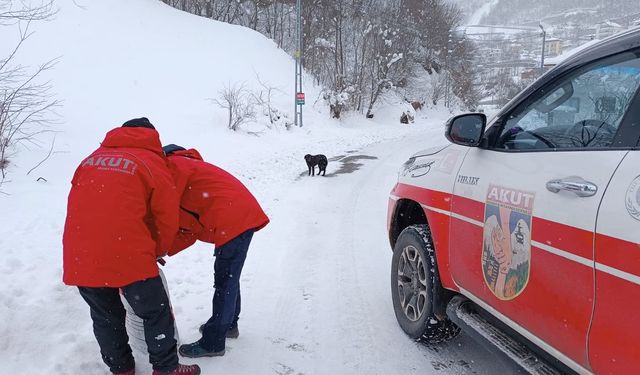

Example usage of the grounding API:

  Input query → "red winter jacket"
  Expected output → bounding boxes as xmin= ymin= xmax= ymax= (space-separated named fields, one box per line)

xmin=166 ymin=149 xmax=269 ymax=255
xmin=63 ymin=127 xmax=179 ymax=287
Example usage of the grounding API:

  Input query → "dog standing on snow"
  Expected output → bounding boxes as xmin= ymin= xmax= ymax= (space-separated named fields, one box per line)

xmin=304 ymin=154 xmax=328 ymax=176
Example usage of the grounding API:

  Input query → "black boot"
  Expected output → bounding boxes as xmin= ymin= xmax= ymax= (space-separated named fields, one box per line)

xmin=199 ymin=323 xmax=239 ymax=339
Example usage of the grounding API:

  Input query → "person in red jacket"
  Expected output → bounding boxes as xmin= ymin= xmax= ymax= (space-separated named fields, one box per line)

xmin=162 ymin=144 xmax=269 ymax=358
xmin=62 ymin=118 xmax=200 ymax=375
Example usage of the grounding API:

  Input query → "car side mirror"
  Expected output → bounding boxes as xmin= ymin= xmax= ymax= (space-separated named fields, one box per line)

xmin=445 ymin=113 xmax=487 ymax=147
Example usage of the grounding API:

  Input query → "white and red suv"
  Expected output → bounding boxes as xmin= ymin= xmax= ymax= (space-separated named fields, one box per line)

xmin=387 ymin=27 xmax=640 ymax=375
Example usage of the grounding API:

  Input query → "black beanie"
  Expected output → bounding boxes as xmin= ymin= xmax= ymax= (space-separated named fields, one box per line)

xmin=122 ymin=117 xmax=155 ymax=129
xmin=163 ymin=144 xmax=186 ymax=155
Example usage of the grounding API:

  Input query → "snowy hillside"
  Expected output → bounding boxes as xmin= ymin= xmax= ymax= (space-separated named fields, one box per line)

xmin=0 ymin=0 xmax=312 ymax=181
xmin=0 ymin=1 xmax=483 ymax=374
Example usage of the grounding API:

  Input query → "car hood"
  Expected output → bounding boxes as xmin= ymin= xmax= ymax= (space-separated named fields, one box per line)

xmin=409 ymin=144 xmax=450 ymax=159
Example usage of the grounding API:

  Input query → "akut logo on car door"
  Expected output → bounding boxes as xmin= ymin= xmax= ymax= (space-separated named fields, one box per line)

xmin=625 ymin=175 xmax=640 ymax=221
xmin=482 ymin=185 xmax=535 ymax=300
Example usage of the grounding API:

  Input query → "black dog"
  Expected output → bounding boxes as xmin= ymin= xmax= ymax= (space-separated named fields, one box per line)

xmin=304 ymin=154 xmax=328 ymax=176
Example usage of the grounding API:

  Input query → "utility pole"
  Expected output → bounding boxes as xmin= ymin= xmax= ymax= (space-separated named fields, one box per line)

xmin=539 ymin=23 xmax=546 ymax=76
xmin=294 ymin=0 xmax=304 ymax=127
xmin=445 ymin=30 xmax=453 ymax=109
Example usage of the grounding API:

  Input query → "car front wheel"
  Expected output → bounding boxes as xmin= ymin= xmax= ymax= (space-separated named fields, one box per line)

xmin=391 ymin=224 xmax=460 ymax=343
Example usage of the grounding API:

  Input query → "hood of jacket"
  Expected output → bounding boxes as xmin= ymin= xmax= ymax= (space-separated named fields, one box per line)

xmin=100 ymin=127 xmax=164 ymax=156
xmin=168 ymin=148 xmax=204 ymax=161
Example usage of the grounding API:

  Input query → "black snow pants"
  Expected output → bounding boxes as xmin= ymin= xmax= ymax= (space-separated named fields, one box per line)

xmin=78 ymin=276 xmax=178 ymax=373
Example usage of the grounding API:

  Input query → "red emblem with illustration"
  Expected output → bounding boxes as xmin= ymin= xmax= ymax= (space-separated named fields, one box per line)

xmin=482 ymin=185 xmax=535 ymax=300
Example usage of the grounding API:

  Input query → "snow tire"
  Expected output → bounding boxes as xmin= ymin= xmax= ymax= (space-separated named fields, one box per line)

xmin=391 ymin=224 xmax=460 ymax=344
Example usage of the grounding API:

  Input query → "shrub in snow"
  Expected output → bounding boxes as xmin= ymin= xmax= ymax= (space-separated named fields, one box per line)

xmin=400 ymin=112 xmax=414 ymax=124
xmin=260 ymin=106 xmax=293 ymax=130
xmin=212 ymin=82 xmax=256 ymax=131
xmin=410 ymin=101 xmax=424 ymax=111
xmin=251 ymin=75 xmax=293 ymax=131
xmin=323 ymin=90 xmax=349 ymax=119
xmin=0 ymin=155 xmax=8 ymax=171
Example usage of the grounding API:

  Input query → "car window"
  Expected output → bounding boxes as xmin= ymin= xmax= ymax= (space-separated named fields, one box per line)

xmin=495 ymin=51 xmax=640 ymax=150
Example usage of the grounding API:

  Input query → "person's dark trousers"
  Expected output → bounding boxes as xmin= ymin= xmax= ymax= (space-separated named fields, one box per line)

xmin=78 ymin=276 xmax=179 ymax=373
xmin=212 ymin=286 xmax=241 ymax=329
xmin=201 ymin=229 xmax=254 ymax=351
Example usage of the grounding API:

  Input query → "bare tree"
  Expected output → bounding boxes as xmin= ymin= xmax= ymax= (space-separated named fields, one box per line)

xmin=430 ymin=73 xmax=446 ymax=106
xmin=213 ymin=83 xmax=256 ymax=131
xmin=365 ymin=20 xmax=406 ymax=118
xmin=1 ymin=2 xmax=58 ymax=185
xmin=0 ymin=0 xmax=54 ymax=24
xmin=252 ymin=73 xmax=285 ymax=127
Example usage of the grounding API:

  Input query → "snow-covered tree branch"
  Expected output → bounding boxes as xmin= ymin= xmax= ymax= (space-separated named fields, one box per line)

xmin=0 ymin=2 xmax=58 ymax=183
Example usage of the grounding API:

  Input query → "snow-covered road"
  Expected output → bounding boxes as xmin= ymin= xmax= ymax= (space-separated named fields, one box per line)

xmin=162 ymin=134 xmax=509 ymax=375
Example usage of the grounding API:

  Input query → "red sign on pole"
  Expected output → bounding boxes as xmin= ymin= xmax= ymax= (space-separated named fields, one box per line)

xmin=296 ymin=92 xmax=305 ymax=105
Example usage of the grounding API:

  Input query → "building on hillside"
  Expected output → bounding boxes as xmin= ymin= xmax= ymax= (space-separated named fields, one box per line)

xmin=544 ymin=38 xmax=563 ymax=57
xmin=595 ymin=21 xmax=625 ymax=39
xmin=543 ymin=38 xmax=603 ymax=69
xmin=521 ymin=67 xmax=542 ymax=80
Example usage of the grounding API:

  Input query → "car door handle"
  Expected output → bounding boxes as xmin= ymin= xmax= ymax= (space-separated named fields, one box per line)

xmin=546 ymin=176 xmax=598 ymax=197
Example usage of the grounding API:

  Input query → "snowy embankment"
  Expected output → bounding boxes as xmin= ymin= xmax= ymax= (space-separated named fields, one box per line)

xmin=0 ymin=1 xmax=479 ymax=374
